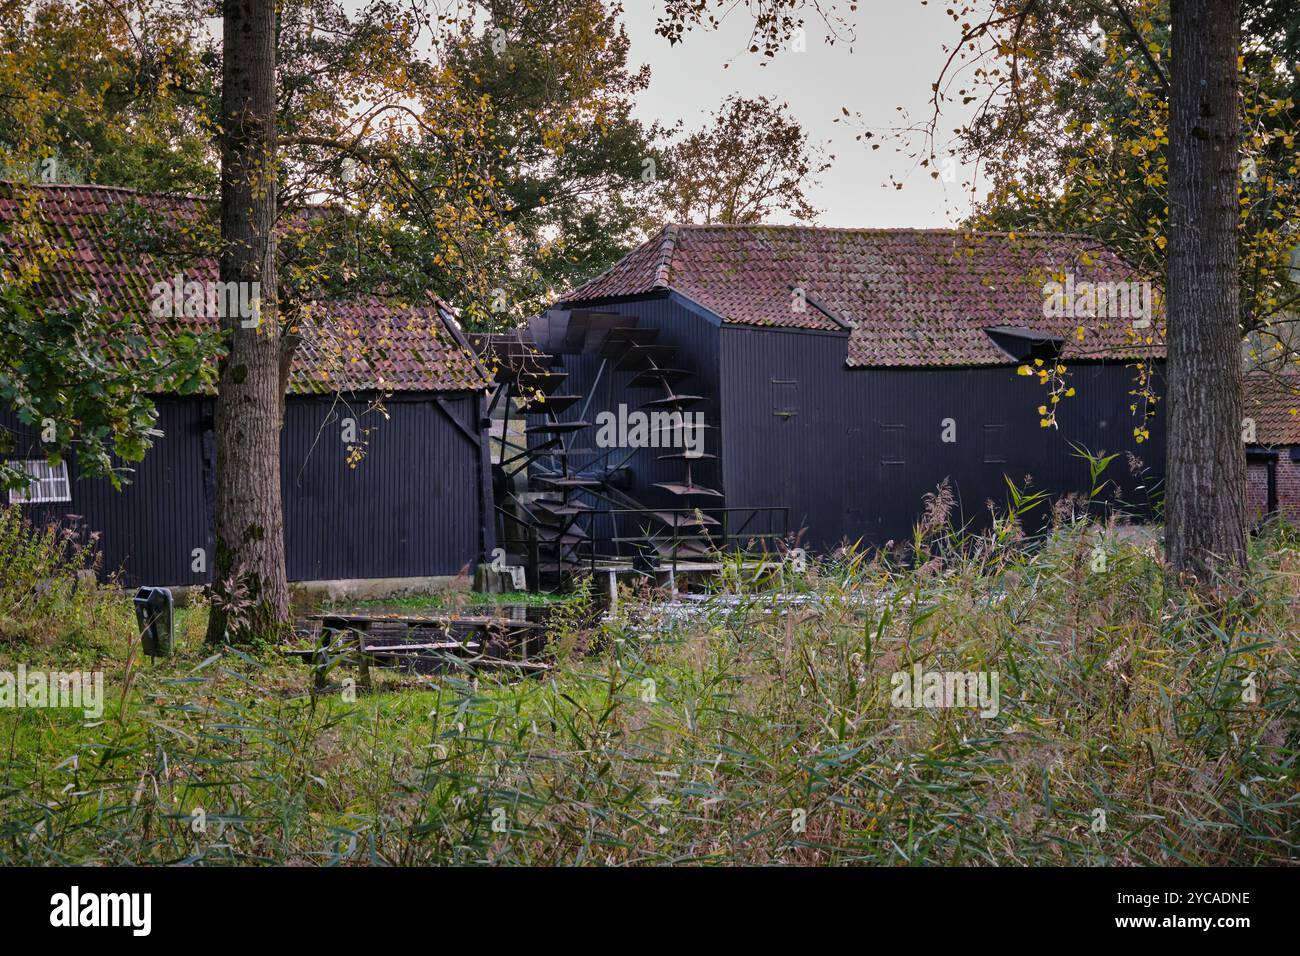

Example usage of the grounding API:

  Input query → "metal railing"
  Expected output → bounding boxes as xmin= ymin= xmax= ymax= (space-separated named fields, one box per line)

xmin=578 ymin=505 xmax=791 ymax=578
xmin=495 ymin=502 xmax=791 ymax=590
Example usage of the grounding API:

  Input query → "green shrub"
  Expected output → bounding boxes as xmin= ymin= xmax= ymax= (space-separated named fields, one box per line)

xmin=0 ymin=505 xmax=126 ymax=650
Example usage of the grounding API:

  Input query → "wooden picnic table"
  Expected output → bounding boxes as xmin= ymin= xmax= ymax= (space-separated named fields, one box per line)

xmin=310 ymin=611 xmax=543 ymax=626
xmin=299 ymin=611 xmax=547 ymax=690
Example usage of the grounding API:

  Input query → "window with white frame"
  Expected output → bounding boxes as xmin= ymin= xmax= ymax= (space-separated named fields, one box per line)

xmin=6 ymin=459 xmax=71 ymax=504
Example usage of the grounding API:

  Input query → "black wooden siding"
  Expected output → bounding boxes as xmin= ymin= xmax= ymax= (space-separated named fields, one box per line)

xmin=719 ymin=323 xmax=1166 ymax=551
xmin=2 ymin=392 xmax=487 ymax=586
xmin=281 ymin=393 xmax=486 ymax=581
xmin=1 ymin=397 xmax=213 ymax=586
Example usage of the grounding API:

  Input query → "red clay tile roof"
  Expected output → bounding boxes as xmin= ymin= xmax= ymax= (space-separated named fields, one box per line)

xmin=564 ymin=224 xmax=1166 ymax=368
xmin=0 ymin=182 xmax=489 ymax=393
xmin=1244 ymin=373 xmax=1300 ymax=446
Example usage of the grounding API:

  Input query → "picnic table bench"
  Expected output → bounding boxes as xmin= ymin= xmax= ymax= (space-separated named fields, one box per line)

xmin=291 ymin=611 xmax=549 ymax=690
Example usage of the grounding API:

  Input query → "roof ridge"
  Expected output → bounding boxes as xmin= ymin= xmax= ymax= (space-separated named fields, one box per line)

xmin=665 ymin=221 xmax=1111 ymax=243
xmin=0 ymin=178 xmax=211 ymax=204
xmin=654 ymin=223 xmax=680 ymax=287
xmin=555 ymin=223 xmax=674 ymax=305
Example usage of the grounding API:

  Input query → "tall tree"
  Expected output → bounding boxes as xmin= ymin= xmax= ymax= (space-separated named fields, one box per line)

xmin=660 ymin=94 xmax=829 ymax=224
xmin=0 ymin=0 xmax=217 ymax=195
xmin=207 ymin=0 xmax=288 ymax=642
xmin=912 ymin=0 xmax=1265 ymax=576
xmin=434 ymin=0 xmax=664 ymax=319
xmin=1165 ymin=0 xmax=1246 ymax=575
xmin=270 ymin=0 xmax=516 ymax=326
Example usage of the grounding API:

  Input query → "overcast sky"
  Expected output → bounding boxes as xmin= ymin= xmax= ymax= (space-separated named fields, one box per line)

xmin=620 ymin=0 xmax=983 ymax=228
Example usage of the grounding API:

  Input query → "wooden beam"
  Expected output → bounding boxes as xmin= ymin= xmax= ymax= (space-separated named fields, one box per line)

xmin=433 ymin=395 xmax=482 ymax=448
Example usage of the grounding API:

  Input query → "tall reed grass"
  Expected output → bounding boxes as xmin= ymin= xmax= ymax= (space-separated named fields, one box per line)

xmin=1 ymin=499 xmax=1295 ymax=865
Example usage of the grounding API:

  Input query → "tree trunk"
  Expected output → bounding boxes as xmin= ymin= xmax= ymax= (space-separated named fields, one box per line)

xmin=1164 ymin=0 xmax=1247 ymax=579
xmin=206 ymin=0 xmax=289 ymax=643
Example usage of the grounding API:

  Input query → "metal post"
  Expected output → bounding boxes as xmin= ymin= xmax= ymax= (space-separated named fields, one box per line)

xmin=314 ymin=626 xmax=335 ymax=691
xmin=528 ymin=526 xmax=540 ymax=593
xmin=355 ymin=627 xmax=372 ymax=694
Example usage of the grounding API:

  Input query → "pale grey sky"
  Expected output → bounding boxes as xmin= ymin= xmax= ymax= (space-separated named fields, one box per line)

xmin=620 ymin=0 xmax=983 ymax=227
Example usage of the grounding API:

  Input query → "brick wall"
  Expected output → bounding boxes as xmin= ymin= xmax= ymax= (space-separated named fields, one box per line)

xmin=1247 ymin=448 xmax=1300 ymax=523
xmin=1281 ymin=453 xmax=1300 ymax=522
xmin=1247 ymin=461 xmax=1269 ymax=520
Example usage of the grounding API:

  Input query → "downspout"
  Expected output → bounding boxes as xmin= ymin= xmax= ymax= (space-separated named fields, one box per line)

xmin=1267 ymin=456 xmax=1278 ymax=516
xmin=1246 ymin=447 xmax=1280 ymax=518
xmin=477 ymin=389 xmax=496 ymax=562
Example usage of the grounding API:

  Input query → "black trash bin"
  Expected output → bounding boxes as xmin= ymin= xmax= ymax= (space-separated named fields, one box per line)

xmin=133 ymin=587 xmax=174 ymax=657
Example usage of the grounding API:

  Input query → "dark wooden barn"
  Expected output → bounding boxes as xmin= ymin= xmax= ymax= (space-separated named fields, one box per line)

xmin=1 ymin=183 xmax=493 ymax=589
xmin=481 ymin=224 xmax=1166 ymax=574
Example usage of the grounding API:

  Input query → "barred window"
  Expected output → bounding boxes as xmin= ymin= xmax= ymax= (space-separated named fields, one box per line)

xmin=6 ymin=459 xmax=71 ymax=504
